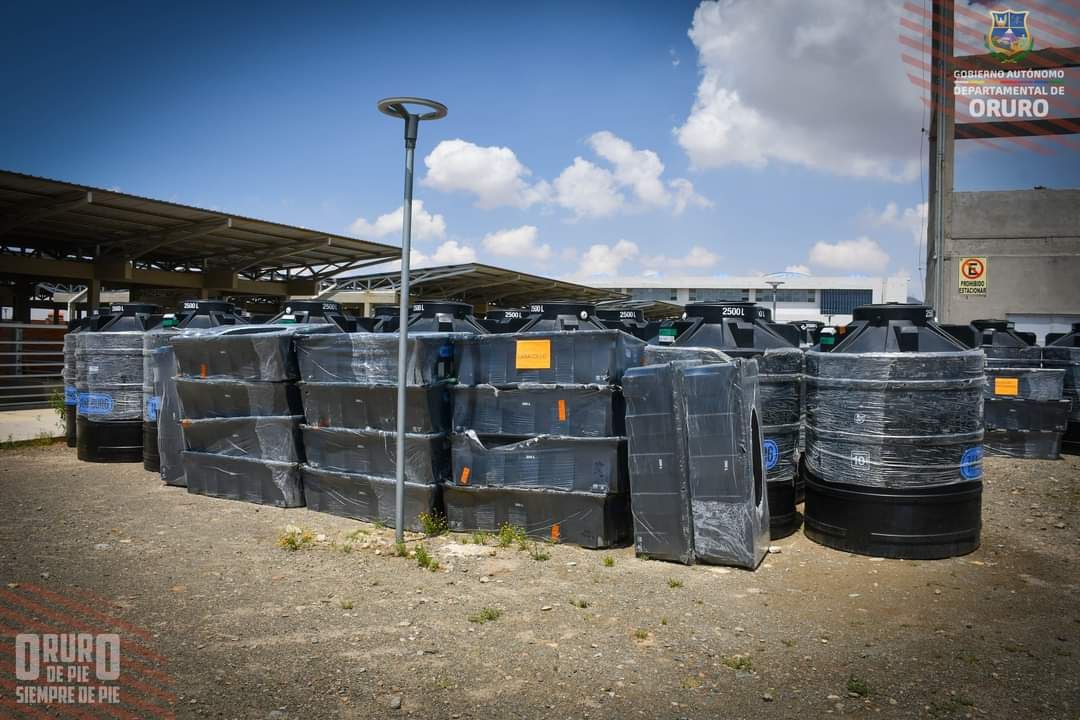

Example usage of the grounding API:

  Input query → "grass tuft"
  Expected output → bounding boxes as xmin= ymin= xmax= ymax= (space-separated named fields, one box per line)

xmin=415 ymin=543 xmax=439 ymax=571
xmin=529 ymin=543 xmax=550 ymax=561
xmin=468 ymin=607 xmax=502 ymax=624
xmin=722 ymin=655 xmax=753 ymax=671
xmin=847 ymin=675 xmax=871 ymax=697
xmin=602 ymin=555 xmax=615 ymax=567
xmin=418 ymin=512 xmax=449 ymax=537
xmin=667 ymin=578 xmax=684 ymax=589
xmin=497 ymin=523 xmax=527 ymax=549
xmin=276 ymin=525 xmax=315 ymax=552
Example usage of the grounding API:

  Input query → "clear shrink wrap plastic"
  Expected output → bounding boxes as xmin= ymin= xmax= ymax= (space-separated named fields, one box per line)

xmin=983 ymin=367 xmax=1065 ymax=401
xmin=154 ymin=340 xmax=185 ymax=485
xmin=171 ymin=325 xmax=336 ymax=381
xmin=182 ymin=453 xmax=304 ymax=508
xmin=143 ymin=328 xmax=176 ymax=422
xmin=301 ymin=426 xmax=449 ymax=484
xmin=300 ymin=382 xmax=449 ymax=432
xmin=63 ymin=333 xmax=78 ymax=408
xmin=295 ymin=332 xmax=466 ymax=385
xmin=451 ymin=431 xmax=626 ymax=494
xmin=456 ymin=330 xmax=645 ymax=386
xmin=181 ymin=415 xmax=305 ymax=462
xmin=804 ymin=350 xmax=985 ymax=489
xmin=175 ymin=378 xmax=303 ymax=419
xmin=623 ymin=357 xmax=769 ymax=569
xmin=452 ymin=383 xmax=621 ymax=437
xmin=1042 ymin=346 xmax=1080 ymax=423
xmin=75 ymin=332 xmax=144 ymax=421
xmin=301 ymin=466 xmax=440 ymax=531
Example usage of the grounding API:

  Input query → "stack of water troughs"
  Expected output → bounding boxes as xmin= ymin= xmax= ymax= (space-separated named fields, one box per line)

xmin=445 ymin=302 xmax=644 ymax=548
xmin=623 ymin=346 xmax=770 ymax=569
xmin=968 ymin=320 xmax=1069 ymax=460
xmin=76 ymin=304 xmax=161 ymax=463
xmin=656 ymin=302 xmax=804 ymax=539
xmin=1043 ymin=323 xmax=1080 ymax=457
xmin=142 ymin=300 xmax=245 ymax=475
xmin=294 ymin=301 xmax=482 ymax=529
xmin=170 ymin=325 xmax=324 ymax=507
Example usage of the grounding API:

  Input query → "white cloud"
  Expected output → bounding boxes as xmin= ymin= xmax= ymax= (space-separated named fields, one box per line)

xmin=871 ymin=201 xmax=928 ymax=246
xmin=553 ymin=158 xmax=625 ymax=219
xmin=578 ymin=239 xmax=640 ymax=277
xmin=675 ymin=1 xmax=920 ymax=181
xmin=809 ymin=236 xmax=890 ymax=273
xmin=585 ymin=132 xmax=711 ymax=215
xmin=422 ymin=139 xmax=550 ymax=209
xmin=481 ymin=225 xmax=551 ymax=261
xmin=785 ymin=264 xmax=811 ymax=274
xmin=643 ymin=244 xmax=721 ymax=270
xmin=430 ymin=240 xmax=476 ymax=264
xmin=347 ymin=200 xmax=446 ymax=241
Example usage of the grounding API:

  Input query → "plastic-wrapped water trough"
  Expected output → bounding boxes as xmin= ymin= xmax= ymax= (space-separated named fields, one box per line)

xmin=455 ymin=330 xmax=645 ymax=386
xmin=181 ymin=415 xmax=305 ymax=462
xmin=294 ymin=332 xmax=467 ymax=385
xmin=624 ymin=358 xmax=769 ymax=569
xmin=451 ymin=432 xmax=627 ymax=494
xmin=442 ymin=484 xmax=631 ymax=549
xmin=175 ymin=378 xmax=303 ymax=419
xmin=804 ymin=351 xmax=986 ymax=489
xmin=181 ymin=452 xmax=304 ymax=507
xmin=451 ymin=384 xmax=622 ymax=437
xmin=171 ymin=325 xmax=337 ymax=381
xmin=300 ymin=382 xmax=450 ymax=432
xmin=301 ymin=426 xmax=450 ymax=484
xmin=301 ymin=466 xmax=440 ymax=530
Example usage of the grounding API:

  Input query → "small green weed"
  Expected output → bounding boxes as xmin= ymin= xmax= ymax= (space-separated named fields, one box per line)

xmin=667 ymin=578 xmax=684 ymax=589
xmin=846 ymin=675 xmax=871 ymax=697
xmin=418 ymin=512 xmax=449 ymax=536
xmin=497 ymin=523 xmax=527 ymax=549
xmin=415 ymin=543 xmax=439 ymax=571
xmin=468 ymin=607 xmax=502 ymax=624
xmin=529 ymin=543 xmax=550 ymax=561
xmin=339 ymin=599 xmax=354 ymax=610
xmin=276 ymin=525 xmax=314 ymax=552
xmin=393 ymin=541 xmax=408 ymax=557
xmin=602 ymin=555 xmax=615 ymax=567
xmin=570 ymin=598 xmax=589 ymax=609
xmin=721 ymin=655 xmax=753 ymax=671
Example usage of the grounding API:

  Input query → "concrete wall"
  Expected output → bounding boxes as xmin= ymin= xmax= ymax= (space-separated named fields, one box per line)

xmin=940 ymin=188 xmax=1080 ymax=328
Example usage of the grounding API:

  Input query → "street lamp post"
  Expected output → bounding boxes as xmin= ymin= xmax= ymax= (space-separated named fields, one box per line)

xmin=377 ymin=97 xmax=447 ymax=544
xmin=765 ymin=280 xmax=784 ymax=321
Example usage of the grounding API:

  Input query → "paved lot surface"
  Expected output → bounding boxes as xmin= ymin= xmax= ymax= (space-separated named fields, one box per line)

xmin=0 ymin=443 xmax=1078 ymax=719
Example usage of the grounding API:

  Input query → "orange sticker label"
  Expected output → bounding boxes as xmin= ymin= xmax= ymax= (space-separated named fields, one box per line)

xmin=550 ymin=523 xmax=560 ymax=542
xmin=557 ymin=398 xmax=567 ymax=422
xmin=515 ymin=339 xmax=551 ymax=369
xmin=459 ymin=467 xmax=471 ymax=485
xmin=200 ymin=363 xmax=208 ymax=378
xmin=994 ymin=377 xmax=1019 ymax=396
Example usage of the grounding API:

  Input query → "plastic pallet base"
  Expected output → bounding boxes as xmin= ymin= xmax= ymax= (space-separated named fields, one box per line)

xmin=803 ymin=470 xmax=981 ymax=560
xmin=300 ymin=466 xmax=440 ymax=532
xmin=65 ymin=411 xmax=77 ymax=448
xmin=767 ymin=478 xmax=800 ymax=540
xmin=443 ymin=484 xmax=631 ymax=549
xmin=76 ymin=418 xmax=143 ymax=463
xmin=143 ymin=421 xmax=160 ymax=472
xmin=183 ymin=453 xmax=304 ymax=508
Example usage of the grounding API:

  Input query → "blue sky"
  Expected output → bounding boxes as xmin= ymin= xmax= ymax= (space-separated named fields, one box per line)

xmin=1 ymin=0 xmax=1076 ymax=296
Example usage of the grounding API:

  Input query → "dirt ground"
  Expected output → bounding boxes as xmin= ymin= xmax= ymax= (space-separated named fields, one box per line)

xmin=0 ymin=442 xmax=1077 ymax=720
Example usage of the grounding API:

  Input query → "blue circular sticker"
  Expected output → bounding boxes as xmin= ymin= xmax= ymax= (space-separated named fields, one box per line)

xmin=960 ymin=446 xmax=983 ymax=480
xmin=763 ymin=439 xmax=779 ymax=470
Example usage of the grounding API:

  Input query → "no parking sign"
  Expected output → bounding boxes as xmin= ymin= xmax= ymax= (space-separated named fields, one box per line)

xmin=958 ymin=256 xmax=987 ymax=296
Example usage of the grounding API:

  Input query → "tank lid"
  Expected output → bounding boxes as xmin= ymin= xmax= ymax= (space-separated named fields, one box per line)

xmin=851 ymin=303 xmax=934 ymax=324
xmin=410 ymin=300 xmax=473 ymax=318
xmin=179 ymin=299 xmax=235 ymax=313
xmin=683 ymin=302 xmax=765 ymax=323
xmin=971 ymin=318 xmax=1011 ymax=332
xmin=485 ymin=308 xmax=527 ymax=319
xmin=596 ymin=308 xmax=646 ymax=322
xmin=282 ymin=300 xmax=342 ymax=312
xmin=526 ymin=300 xmax=596 ymax=319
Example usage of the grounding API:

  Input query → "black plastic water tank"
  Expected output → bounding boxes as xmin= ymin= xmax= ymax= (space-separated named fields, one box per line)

xmin=595 ymin=307 xmax=662 ymax=341
xmin=803 ymin=303 xmax=985 ymax=559
xmin=1043 ymin=324 xmax=1080 ymax=456
xmin=517 ymin=301 xmax=608 ymax=332
xmin=478 ymin=308 xmax=530 ymax=334
xmin=401 ymin=301 xmax=488 ymax=333
xmin=942 ymin=319 xmax=1041 ymax=368
xmin=76 ymin=303 xmax=161 ymax=462
xmin=269 ymin=300 xmax=353 ymax=331
xmin=371 ymin=304 xmax=401 ymax=332
xmin=669 ymin=302 xmax=804 ymax=539
xmin=142 ymin=300 xmax=246 ymax=471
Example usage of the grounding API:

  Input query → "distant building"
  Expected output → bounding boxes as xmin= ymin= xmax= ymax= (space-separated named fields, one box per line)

xmin=587 ymin=274 xmax=910 ymax=325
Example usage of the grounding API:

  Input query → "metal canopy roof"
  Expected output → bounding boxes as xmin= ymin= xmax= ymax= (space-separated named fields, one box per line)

xmin=330 ymin=263 xmax=626 ymax=306
xmin=0 ymin=169 xmax=400 ymax=282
